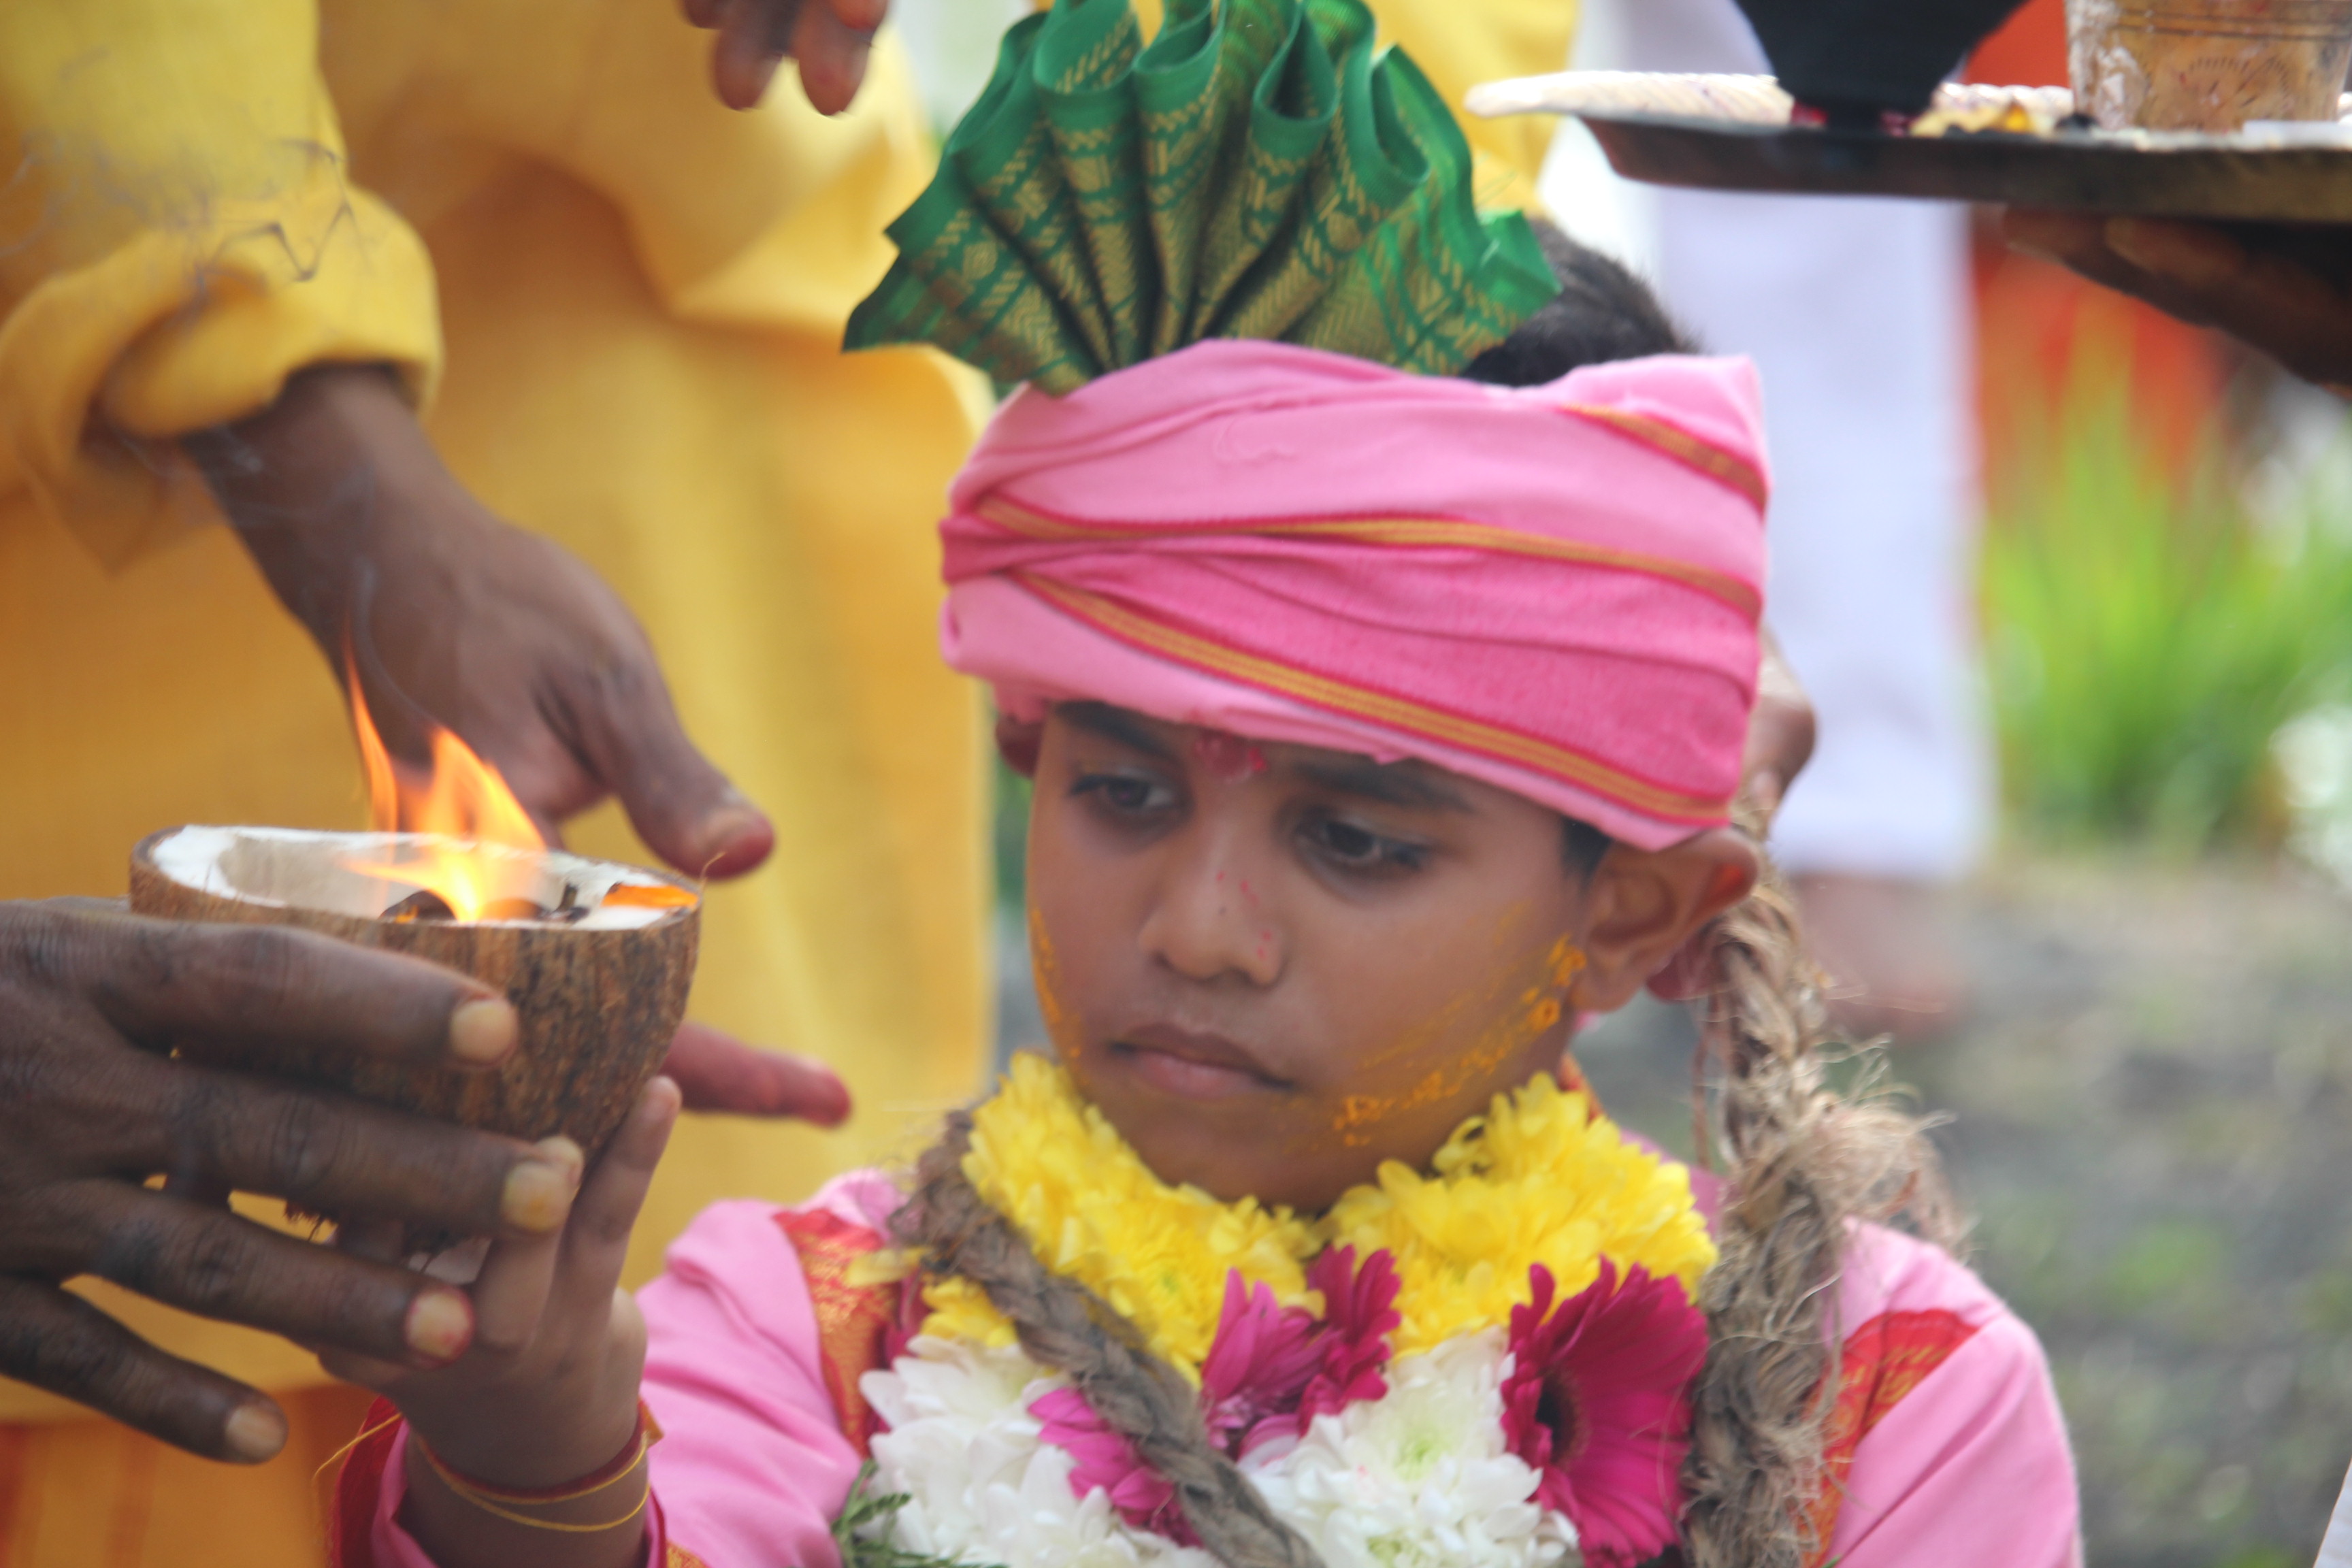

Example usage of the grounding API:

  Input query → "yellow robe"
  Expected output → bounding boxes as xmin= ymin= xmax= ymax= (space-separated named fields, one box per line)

xmin=0 ymin=2 xmax=989 ymax=1561
xmin=0 ymin=0 xmax=1570 ymax=1561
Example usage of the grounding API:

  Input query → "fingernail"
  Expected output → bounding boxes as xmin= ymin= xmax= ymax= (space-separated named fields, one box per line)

xmin=698 ymin=804 xmax=774 ymax=876
xmin=223 ymin=1400 xmax=288 ymax=1463
xmin=502 ymin=1160 xmax=576 ymax=1233
xmin=404 ymin=1289 xmax=474 ymax=1363
xmin=448 ymin=998 xmax=519 ymax=1065
xmin=535 ymin=1136 xmax=585 ymax=1187
xmin=500 ymin=1149 xmax=579 ymax=1233
xmin=705 ymin=802 xmax=766 ymax=847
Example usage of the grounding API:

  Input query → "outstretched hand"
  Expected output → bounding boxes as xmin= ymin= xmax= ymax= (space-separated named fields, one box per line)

xmin=2004 ymin=208 xmax=2352 ymax=389
xmin=189 ymin=365 xmax=774 ymax=882
xmin=683 ymin=0 xmax=889 ymax=114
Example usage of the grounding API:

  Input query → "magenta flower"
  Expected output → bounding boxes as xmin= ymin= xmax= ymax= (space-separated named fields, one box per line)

xmin=1292 ymin=1245 xmax=1401 ymax=1429
xmin=1036 ymin=1252 xmax=1405 ymax=1539
xmin=1199 ymin=1273 xmax=1325 ymax=1452
xmin=1501 ymin=1260 xmax=1708 ymax=1568
xmin=1201 ymin=1248 xmax=1402 ymax=1454
xmin=1030 ymin=1386 xmax=1199 ymax=1546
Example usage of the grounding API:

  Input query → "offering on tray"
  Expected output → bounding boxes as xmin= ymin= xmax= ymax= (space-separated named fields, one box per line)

xmin=2068 ymin=0 xmax=2352 ymax=131
xmin=1465 ymin=69 xmax=2352 ymax=220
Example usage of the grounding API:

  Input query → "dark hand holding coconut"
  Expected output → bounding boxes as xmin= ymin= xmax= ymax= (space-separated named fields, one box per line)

xmin=130 ymin=826 xmax=701 ymax=1166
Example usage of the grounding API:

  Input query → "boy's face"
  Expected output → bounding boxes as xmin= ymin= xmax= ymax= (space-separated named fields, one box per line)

xmin=1025 ymin=703 xmax=1646 ymax=1211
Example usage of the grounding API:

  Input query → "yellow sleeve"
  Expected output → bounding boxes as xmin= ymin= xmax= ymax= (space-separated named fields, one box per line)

xmin=1107 ymin=0 xmax=1573 ymax=210
xmin=0 ymin=0 xmax=440 ymax=568
xmin=312 ymin=0 xmax=941 ymax=344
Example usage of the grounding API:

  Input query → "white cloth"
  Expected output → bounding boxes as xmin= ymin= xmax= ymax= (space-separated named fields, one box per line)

xmin=2321 ymin=1458 xmax=2352 ymax=1567
xmin=1572 ymin=0 xmax=1994 ymax=879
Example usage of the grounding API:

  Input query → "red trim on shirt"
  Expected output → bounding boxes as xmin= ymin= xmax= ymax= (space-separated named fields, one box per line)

xmin=775 ymin=1208 xmax=899 ymax=1458
xmin=1803 ymin=1308 xmax=1980 ymax=1565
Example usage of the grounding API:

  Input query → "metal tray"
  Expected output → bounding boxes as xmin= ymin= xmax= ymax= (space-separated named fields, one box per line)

xmin=1467 ymin=72 xmax=2352 ymax=221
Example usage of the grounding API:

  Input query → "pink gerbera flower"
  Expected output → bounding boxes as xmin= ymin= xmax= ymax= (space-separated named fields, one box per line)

xmin=1038 ymin=1252 xmax=1407 ymax=1540
xmin=1031 ymin=1386 xmax=1200 ymax=1546
xmin=1199 ymin=1273 xmax=1326 ymax=1452
xmin=1202 ymin=1247 xmax=1402 ymax=1454
xmin=1501 ymin=1259 xmax=1709 ymax=1568
xmin=1292 ymin=1245 xmax=1401 ymax=1429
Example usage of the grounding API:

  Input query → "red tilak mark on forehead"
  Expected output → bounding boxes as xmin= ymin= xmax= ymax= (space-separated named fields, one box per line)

xmin=1192 ymin=730 xmax=1268 ymax=781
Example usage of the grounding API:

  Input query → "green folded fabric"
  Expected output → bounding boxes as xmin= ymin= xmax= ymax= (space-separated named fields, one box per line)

xmin=845 ymin=0 xmax=1560 ymax=393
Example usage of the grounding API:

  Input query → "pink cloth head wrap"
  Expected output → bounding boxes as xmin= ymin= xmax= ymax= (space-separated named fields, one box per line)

xmin=939 ymin=340 xmax=1770 ymax=849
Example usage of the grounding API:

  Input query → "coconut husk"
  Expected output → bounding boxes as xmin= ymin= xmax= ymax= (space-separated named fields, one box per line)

xmin=129 ymin=826 xmax=698 ymax=1161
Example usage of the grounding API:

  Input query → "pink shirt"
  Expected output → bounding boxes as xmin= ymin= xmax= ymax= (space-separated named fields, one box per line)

xmin=365 ymin=1173 xmax=2081 ymax=1567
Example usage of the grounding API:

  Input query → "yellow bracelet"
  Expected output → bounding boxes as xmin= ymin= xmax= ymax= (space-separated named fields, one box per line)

xmin=417 ymin=1405 xmax=661 ymax=1534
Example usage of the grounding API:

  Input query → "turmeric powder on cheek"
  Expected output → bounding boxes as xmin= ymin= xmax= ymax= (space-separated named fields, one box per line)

xmin=1328 ymin=938 xmax=1586 ymax=1147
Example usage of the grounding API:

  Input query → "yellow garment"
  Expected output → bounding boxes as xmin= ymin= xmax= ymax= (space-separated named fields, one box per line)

xmin=1 ymin=1 xmax=989 ymax=1557
xmin=0 ymin=0 xmax=1565 ymax=1559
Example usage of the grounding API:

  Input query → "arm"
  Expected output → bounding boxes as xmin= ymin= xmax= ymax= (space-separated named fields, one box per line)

xmin=2004 ymin=209 xmax=2352 ymax=391
xmin=187 ymin=364 xmax=775 ymax=878
xmin=0 ymin=9 xmax=774 ymax=873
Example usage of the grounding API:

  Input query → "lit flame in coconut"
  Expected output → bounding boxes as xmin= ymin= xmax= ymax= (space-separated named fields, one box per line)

xmin=340 ymin=659 xmax=548 ymax=921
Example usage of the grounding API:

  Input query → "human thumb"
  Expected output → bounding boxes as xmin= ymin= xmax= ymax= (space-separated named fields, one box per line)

xmin=581 ymin=664 xmax=774 ymax=879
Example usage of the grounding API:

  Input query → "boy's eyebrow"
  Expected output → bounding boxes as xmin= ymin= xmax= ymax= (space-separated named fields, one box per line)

xmin=1293 ymin=756 xmax=1473 ymax=813
xmin=1058 ymin=702 xmax=1175 ymax=758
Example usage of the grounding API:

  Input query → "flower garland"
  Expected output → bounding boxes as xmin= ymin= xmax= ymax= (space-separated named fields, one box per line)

xmin=860 ymin=1056 xmax=1716 ymax=1568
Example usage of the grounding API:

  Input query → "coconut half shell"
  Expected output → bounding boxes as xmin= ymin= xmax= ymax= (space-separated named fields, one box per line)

xmin=130 ymin=826 xmax=698 ymax=1160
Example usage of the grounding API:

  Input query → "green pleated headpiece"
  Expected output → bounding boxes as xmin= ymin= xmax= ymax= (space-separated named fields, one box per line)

xmin=844 ymin=0 xmax=1563 ymax=393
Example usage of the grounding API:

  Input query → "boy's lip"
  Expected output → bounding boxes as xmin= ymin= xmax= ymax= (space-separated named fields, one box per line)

xmin=1110 ymin=1024 xmax=1292 ymax=1098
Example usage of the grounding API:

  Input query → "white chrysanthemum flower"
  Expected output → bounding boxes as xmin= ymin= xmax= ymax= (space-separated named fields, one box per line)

xmin=1239 ymin=1332 xmax=1578 ymax=1568
xmin=861 ymin=1335 xmax=1217 ymax=1568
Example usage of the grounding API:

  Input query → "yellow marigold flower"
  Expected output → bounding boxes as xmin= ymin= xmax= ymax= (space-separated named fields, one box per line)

xmin=919 ymin=1275 xmax=1018 ymax=1350
xmin=951 ymin=1054 xmax=1318 ymax=1376
xmin=1322 ymin=1075 xmax=1717 ymax=1355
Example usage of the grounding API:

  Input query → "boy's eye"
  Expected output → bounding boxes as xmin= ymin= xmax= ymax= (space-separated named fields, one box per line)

xmin=1300 ymin=812 xmax=1426 ymax=874
xmin=1071 ymin=770 xmax=1179 ymax=816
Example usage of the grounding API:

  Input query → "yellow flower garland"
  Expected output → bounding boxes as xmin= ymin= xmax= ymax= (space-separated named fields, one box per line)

xmin=1326 ymin=1074 xmax=1718 ymax=1354
xmin=932 ymin=1052 xmax=1320 ymax=1373
xmin=926 ymin=1055 xmax=1716 ymax=1373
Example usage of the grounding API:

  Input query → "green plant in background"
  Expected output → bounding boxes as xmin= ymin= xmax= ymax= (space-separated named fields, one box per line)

xmin=994 ymin=751 xmax=1032 ymax=919
xmin=1983 ymin=370 xmax=2352 ymax=852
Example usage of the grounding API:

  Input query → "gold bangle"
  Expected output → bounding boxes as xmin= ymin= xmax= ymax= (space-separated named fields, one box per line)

xmin=422 ymin=1454 xmax=651 ymax=1533
xmin=416 ymin=1405 xmax=661 ymax=1533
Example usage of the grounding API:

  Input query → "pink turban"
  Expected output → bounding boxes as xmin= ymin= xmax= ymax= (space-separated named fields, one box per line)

xmin=939 ymin=340 xmax=1770 ymax=850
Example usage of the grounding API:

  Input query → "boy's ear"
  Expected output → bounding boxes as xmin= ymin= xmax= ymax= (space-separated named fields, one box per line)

xmin=995 ymin=714 xmax=1043 ymax=778
xmin=1572 ymin=828 xmax=1759 ymax=1013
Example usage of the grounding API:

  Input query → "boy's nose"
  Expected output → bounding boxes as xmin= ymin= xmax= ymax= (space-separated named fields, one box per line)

xmin=1137 ymin=837 xmax=1284 ymax=987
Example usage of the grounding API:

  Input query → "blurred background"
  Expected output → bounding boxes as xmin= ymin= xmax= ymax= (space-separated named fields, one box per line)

xmin=903 ymin=0 xmax=2352 ymax=1561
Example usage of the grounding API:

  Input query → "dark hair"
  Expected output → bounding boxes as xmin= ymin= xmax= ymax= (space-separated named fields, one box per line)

xmin=1460 ymin=218 xmax=1697 ymax=387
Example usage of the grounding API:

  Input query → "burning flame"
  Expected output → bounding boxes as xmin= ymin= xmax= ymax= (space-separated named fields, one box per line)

xmin=342 ymin=657 xmax=546 ymax=921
